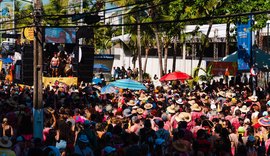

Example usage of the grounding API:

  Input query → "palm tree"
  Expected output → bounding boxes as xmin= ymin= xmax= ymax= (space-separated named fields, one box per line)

xmin=141 ymin=29 xmax=154 ymax=73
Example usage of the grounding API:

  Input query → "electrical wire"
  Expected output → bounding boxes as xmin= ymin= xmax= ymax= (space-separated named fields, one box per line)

xmin=100 ymin=0 xmax=176 ymax=20
xmin=45 ymin=10 xmax=270 ymax=28
xmin=0 ymin=9 xmax=269 ymax=32
xmin=42 ymin=0 xmax=157 ymax=18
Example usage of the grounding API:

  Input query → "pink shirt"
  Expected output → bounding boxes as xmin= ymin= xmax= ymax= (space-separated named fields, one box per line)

xmin=191 ymin=112 xmax=203 ymax=121
xmin=266 ymin=139 xmax=270 ymax=153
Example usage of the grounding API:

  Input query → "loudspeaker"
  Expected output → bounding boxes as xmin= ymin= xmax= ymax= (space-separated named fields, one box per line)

xmin=78 ymin=45 xmax=94 ymax=83
xmin=21 ymin=45 xmax=34 ymax=85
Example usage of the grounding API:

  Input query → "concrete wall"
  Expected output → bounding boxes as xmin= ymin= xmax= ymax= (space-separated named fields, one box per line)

xmin=112 ymin=48 xmax=207 ymax=79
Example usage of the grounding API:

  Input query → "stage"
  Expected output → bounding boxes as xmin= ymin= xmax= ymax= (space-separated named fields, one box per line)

xmin=43 ymin=77 xmax=78 ymax=86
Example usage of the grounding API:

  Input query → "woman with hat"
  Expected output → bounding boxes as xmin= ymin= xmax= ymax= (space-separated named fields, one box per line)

xmin=190 ymin=103 xmax=203 ymax=122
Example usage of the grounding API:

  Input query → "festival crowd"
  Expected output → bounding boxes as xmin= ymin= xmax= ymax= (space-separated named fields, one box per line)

xmin=0 ymin=71 xmax=270 ymax=156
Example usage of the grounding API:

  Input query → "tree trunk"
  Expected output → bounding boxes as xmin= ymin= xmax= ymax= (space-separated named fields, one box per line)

xmin=195 ymin=22 xmax=213 ymax=77
xmin=137 ymin=21 xmax=143 ymax=82
xmin=164 ymin=44 xmax=169 ymax=74
xmin=143 ymin=47 xmax=150 ymax=73
xmin=132 ymin=51 xmax=137 ymax=69
xmin=225 ymin=21 xmax=230 ymax=56
xmin=154 ymin=25 xmax=163 ymax=77
xmin=172 ymin=36 xmax=177 ymax=72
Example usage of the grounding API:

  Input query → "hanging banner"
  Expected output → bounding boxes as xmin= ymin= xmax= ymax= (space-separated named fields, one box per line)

xmin=0 ymin=0 xmax=14 ymax=29
xmin=43 ymin=77 xmax=78 ymax=87
xmin=237 ymin=19 xmax=252 ymax=71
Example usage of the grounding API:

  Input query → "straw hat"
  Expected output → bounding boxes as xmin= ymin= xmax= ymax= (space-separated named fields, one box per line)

xmin=166 ymin=105 xmax=176 ymax=114
xmin=139 ymin=94 xmax=148 ymax=101
xmin=144 ymin=103 xmax=153 ymax=110
xmin=239 ymin=105 xmax=250 ymax=113
xmin=226 ymin=92 xmax=233 ymax=99
xmin=172 ymin=139 xmax=191 ymax=152
xmin=188 ymin=100 xmax=196 ymax=105
xmin=248 ymin=95 xmax=258 ymax=102
xmin=217 ymin=91 xmax=226 ymax=97
xmin=190 ymin=103 xmax=202 ymax=112
xmin=131 ymin=109 xmax=137 ymax=114
xmin=0 ymin=136 xmax=12 ymax=148
xmin=175 ymin=112 xmax=191 ymax=122
xmin=127 ymin=100 xmax=136 ymax=106
xmin=137 ymin=108 xmax=144 ymax=114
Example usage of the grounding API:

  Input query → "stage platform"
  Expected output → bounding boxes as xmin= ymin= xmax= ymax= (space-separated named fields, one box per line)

xmin=43 ymin=77 xmax=78 ymax=86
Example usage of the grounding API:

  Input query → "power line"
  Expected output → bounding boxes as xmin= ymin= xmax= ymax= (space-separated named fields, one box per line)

xmin=46 ymin=10 xmax=270 ymax=28
xmin=0 ymin=10 xmax=269 ymax=32
xmin=42 ymin=0 xmax=156 ymax=18
xmin=100 ymin=0 xmax=176 ymax=20
xmin=0 ymin=15 xmax=33 ymax=25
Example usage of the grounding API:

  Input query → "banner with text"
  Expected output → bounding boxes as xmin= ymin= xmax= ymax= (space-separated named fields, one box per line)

xmin=237 ymin=19 xmax=252 ymax=71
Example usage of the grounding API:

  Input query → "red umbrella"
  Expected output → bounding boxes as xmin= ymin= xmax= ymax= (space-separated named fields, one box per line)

xmin=160 ymin=71 xmax=192 ymax=81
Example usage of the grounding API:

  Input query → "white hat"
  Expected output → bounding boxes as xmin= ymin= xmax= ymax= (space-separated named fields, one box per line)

xmin=176 ymin=98 xmax=183 ymax=104
xmin=239 ymin=105 xmax=250 ymax=113
xmin=244 ymin=118 xmax=250 ymax=124
xmin=248 ymin=95 xmax=258 ymax=102
xmin=210 ymin=104 xmax=216 ymax=110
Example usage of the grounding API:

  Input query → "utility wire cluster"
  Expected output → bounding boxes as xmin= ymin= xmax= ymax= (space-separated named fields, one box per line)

xmin=0 ymin=0 xmax=269 ymax=32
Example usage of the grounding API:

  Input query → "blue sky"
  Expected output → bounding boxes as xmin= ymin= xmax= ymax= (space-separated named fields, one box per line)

xmin=42 ymin=0 xmax=50 ymax=5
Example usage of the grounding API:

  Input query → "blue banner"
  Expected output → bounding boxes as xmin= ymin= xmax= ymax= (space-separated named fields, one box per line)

xmin=237 ymin=19 xmax=252 ymax=71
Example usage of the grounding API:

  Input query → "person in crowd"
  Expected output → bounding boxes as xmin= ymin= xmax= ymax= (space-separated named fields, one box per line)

xmin=50 ymin=52 xmax=60 ymax=77
xmin=1 ymin=118 xmax=14 ymax=138
xmin=0 ymin=70 xmax=270 ymax=156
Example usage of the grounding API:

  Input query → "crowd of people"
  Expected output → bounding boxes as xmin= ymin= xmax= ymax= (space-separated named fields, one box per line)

xmin=0 ymin=72 xmax=270 ymax=156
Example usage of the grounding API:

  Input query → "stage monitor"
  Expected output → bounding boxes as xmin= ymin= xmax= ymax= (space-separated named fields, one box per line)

xmin=45 ymin=28 xmax=76 ymax=44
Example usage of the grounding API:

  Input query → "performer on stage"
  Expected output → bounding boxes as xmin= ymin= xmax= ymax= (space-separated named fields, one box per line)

xmin=50 ymin=52 xmax=60 ymax=77
xmin=64 ymin=54 xmax=73 ymax=77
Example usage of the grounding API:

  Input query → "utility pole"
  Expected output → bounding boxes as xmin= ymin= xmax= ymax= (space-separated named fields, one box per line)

xmin=33 ymin=0 xmax=43 ymax=140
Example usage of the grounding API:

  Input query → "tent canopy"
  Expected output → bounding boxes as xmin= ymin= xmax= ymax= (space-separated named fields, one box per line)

xmin=110 ymin=79 xmax=146 ymax=90
xmin=220 ymin=48 xmax=270 ymax=70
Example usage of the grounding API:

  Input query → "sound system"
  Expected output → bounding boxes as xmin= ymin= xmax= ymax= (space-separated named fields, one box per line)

xmin=77 ymin=45 xmax=94 ymax=83
xmin=21 ymin=45 xmax=34 ymax=85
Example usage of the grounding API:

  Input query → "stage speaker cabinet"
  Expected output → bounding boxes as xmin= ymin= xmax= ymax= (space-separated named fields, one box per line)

xmin=22 ymin=45 xmax=34 ymax=85
xmin=78 ymin=45 xmax=94 ymax=83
